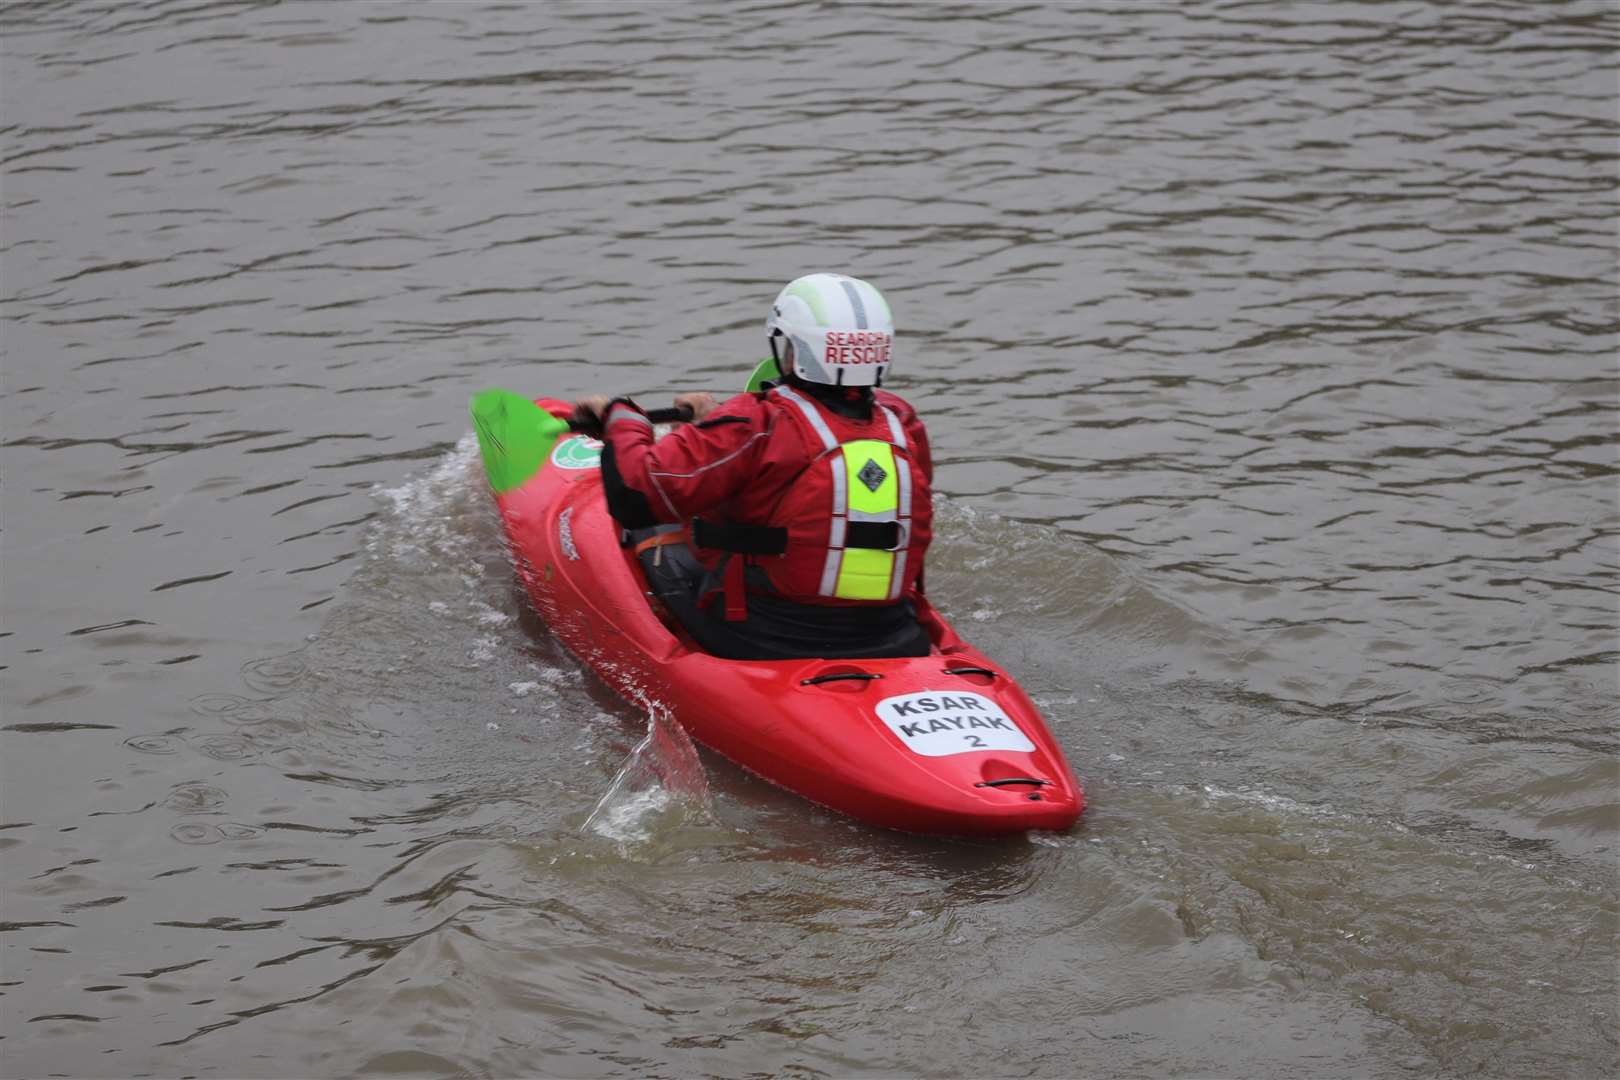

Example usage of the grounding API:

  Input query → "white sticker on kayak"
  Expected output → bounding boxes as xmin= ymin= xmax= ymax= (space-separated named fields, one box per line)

xmin=551 ymin=435 xmax=602 ymax=470
xmin=876 ymin=691 xmax=1035 ymax=757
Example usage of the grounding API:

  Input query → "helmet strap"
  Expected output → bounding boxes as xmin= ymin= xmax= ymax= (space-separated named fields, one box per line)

xmin=768 ymin=332 xmax=789 ymax=380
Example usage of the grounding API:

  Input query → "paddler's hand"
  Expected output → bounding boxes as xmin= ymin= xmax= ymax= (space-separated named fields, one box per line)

xmin=572 ymin=395 xmax=612 ymax=430
xmin=674 ymin=392 xmax=716 ymax=422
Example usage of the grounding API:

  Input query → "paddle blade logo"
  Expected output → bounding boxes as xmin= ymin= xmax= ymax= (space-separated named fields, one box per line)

xmin=550 ymin=435 xmax=603 ymax=470
xmin=876 ymin=692 xmax=1035 ymax=756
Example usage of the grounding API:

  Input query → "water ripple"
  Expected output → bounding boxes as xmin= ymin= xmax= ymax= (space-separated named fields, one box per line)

xmin=2 ymin=1 xmax=1615 ymax=1077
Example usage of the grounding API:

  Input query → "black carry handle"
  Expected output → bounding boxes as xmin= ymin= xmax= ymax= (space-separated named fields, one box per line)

xmin=569 ymin=403 xmax=694 ymax=437
xmin=974 ymin=777 xmax=1052 ymax=789
xmin=800 ymin=671 xmax=884 ymax=686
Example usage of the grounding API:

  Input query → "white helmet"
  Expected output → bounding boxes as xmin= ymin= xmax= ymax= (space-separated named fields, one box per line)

xmin=764 ymin=273 xmax=894 ymax=388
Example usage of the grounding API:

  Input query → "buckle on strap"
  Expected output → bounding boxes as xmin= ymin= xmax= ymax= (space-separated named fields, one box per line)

xmin=631 ymin=526 xmax=691 ymax=557
xmin=844 ymin=520 xmax=906 ymax=551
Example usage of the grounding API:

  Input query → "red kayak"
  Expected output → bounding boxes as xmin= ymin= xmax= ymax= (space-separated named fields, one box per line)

xmin=470 ymin=390 xmax=1084 ymax=835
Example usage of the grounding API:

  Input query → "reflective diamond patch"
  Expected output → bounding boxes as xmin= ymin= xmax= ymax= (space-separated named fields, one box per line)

xmin=857 ymin=458 xmax=888 ymax=493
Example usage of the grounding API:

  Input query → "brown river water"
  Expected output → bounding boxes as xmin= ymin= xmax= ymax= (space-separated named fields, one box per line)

xmin=2 ymin=2 xmax=1616 ymax=1077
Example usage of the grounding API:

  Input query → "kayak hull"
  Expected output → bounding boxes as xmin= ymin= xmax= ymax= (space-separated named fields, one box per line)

xmin=488 ymin=400 xmax=1084 ymax=835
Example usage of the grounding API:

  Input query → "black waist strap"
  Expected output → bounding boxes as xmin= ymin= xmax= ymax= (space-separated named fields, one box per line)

xmin=846 ymin=520 xmax=902 ymax=550
xmin=692 ymin=518 xmax=786 ymax=555
xmin=692 ymin=517 xmax=901 ymax=554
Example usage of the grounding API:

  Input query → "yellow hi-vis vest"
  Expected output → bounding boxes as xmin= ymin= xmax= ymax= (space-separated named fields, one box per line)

xmin=773 ymin=385 xmax=916 ymax=603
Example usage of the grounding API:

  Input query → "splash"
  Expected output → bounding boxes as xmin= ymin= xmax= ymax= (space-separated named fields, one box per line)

xmin=583 ymin=704 xmax=713 ymax=846
xmin=368 ymin=434 xmax=487 ymax=566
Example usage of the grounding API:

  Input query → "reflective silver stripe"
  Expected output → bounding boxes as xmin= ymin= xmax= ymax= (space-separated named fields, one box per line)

xmin=774 ymin=385 xmax=838 ymax=451
xmin=888 ymin=550 xmax=909 ymax=601
xmin=879 ymin=405 xmax=906 ymax=449
xmin=820 ymin=549 xmax=843 ymax=597
xmin=839 ymin=279 xmax=868 ymax=329
xmin=821 ymin=453 xmax=848 ymax=596
xmin=607 ymin=404 xmax=653 ymax=430
xmin=827 ymin=454 xmax=848 ymax=549
xmin=889 ymin=460 xmax=914 ymax=599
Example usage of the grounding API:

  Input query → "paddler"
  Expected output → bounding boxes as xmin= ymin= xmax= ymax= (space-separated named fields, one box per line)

xmin=573 ymin=273 xmax=934 ymax=661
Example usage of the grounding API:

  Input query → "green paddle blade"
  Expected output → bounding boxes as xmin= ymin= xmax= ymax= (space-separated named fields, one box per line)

xmin=469 ymin=388 xmax=571 ymax=493
xmin=745 ymin=356 xmax=779 ymax=393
